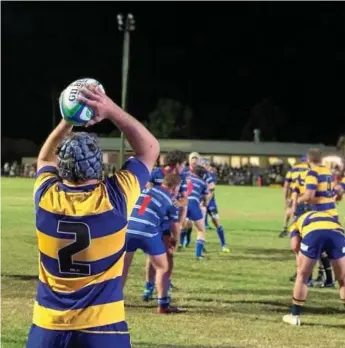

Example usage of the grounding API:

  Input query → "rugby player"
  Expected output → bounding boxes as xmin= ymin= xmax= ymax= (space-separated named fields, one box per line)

xmin=142 ymin=150 xmax=188 ymax=301
xmin=204 ymin=162 xmax=230 ymax=252
xmin=291 ymin=148 xmax=338 ymax=287
xmin=283 ymin=211 xmax=345 ymax=326
xmin=26 ymin=85 xmax=159 ymax=348
xmin=180 ymin=165 xmax=210 ymax=259
xmin=122 ymin=173 xmax=181 ymax=313
xmin=179 ymin=152 xmax=201 ymax=247
xmin=279 ymin=156 xmax=310 ymax=238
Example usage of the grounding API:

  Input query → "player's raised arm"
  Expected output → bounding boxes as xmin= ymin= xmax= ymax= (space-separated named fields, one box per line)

xmin=78 ymin=85 xmax=160 ymax=172
xmin=36 ymin=119 xmax=73 ymax=172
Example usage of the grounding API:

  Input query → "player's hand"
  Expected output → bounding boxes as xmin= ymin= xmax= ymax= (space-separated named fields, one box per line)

xmin=77 ymin=85 xmax=118 ymax=126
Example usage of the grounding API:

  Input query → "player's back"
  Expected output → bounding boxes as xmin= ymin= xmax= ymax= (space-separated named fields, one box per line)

xmin=188 ymin=174 xmax=208 ymax=203
xmin=305 ymin=165 xmax=337 ymax=217
xmin=150 ymin=167 xmax=165 ymax=187
xmin=289 ymin=163 xmax=310 ymax=193
xmin=33 ymin=161 xmax=146 ymax=331
xmin=293 ymin=211 xmax=343 ymax=238
xmin=150 ymin=167 xmax=187 ymax=194
xmin=128 ymin=186 xmax=178 ymax=234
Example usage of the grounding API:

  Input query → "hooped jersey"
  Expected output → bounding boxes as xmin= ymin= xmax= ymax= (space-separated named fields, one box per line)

xmin=304 ymin=165 xmax=337 ymax=217
xmin=33 ymin=158 xmax=149 ymax=330
xmin=289 ymin=211 xmax=343 ymax=239
xmin=127 ymin=186 xmax=179 ymax=237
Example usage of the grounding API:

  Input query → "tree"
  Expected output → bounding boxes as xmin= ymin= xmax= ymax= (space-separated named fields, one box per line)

xmin=146 ymin=99 xmax=193 ymax=138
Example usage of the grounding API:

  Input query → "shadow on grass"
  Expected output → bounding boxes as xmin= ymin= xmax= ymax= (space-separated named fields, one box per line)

xmin=1 ymin=336 xmax=27 ymax=345
xmin=134 ymin=343 xmax=239 ymax=348
xmin=184 ymin=297 xmax=345 ymax=316
xmin=235 ymin=228 xmax=280 ymax=233
xmin=302 ymin=322 xmax=345 ymax=329
xmin=2 ymin=274 xmax=37 ymax=281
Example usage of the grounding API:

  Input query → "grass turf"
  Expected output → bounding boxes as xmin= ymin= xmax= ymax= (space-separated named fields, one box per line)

xmin=2 ymin=178 xmax=345 ymax=348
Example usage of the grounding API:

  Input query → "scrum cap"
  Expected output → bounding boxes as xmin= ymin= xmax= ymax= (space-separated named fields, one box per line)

xmin=57 ymin=132 xmax=103 ymax=182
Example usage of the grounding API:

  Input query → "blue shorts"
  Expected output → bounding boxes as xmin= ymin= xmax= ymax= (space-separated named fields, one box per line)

xmin=187 ymin=200 xmax=203 ymax=221
xmin=161 ymin=220 xmax=171 ymax=236
xmin=207 ymin=197 xmax=218 ymax=218
xmin=125 ymin=233 xmax=166 ymax=256
xmin=26 ymin=322 xmax=131 ymax=348
xmin=300 ymin=230 xmax=345 ymax=260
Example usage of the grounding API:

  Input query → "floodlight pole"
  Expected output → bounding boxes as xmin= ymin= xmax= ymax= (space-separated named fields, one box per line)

xmin=117 ymin=13 xmax=135 ymax=169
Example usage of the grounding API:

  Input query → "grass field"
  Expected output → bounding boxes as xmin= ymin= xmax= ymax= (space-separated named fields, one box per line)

xmin=2 ymin=178 xmax=345 ymax=348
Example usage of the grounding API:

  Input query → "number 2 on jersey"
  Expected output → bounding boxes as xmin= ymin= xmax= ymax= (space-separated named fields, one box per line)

xmin=138 ymin=196 xmax=152 ymax=215
xmin=57 ymin=221 xmax=91 ymax=276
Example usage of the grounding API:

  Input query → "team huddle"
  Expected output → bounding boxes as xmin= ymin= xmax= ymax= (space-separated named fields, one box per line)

xmin=25 ymin=85 xmax=345 ymax=347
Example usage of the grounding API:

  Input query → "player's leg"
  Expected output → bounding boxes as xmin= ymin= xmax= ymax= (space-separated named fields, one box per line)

xmin=331 ymin=256 xmax=345 ymax=307
xmin=75 ymin=322 xmax=131 ymax=348
xmin=193 ymin=205 xmax=206 ymax=259
xmin=143 ymin=257 xmax=156 ymax=301
xmin=26 ymin=324 xmax=73 ymax=348
xmin=283 ymin=231 xmax=322 ymax=325
xmin=180 ymin=218 xmax=193 ymax=248
xmin=320 ymin=252 xmax=334 ymax=287
xmin=283 ymin=253 xmax=316 ymax=325
xmin=290 ymin=253 xmax=313 ymax=286
xmin=205 ymin=207 xmax=210 ymax=229
xmin=326 ymin=231 xmax=345 ymax=305
xmin=162 ymin=230 xmax=175 ymax=298
xmin=149 ymin=253 xmax=171 ymax=313
xmin=145 ymin=234 xmax=179 ymax=313
xmin=209 ymin=206 xmax=229 ymax=253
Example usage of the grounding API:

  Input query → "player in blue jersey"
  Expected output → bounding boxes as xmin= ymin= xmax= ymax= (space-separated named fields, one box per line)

xmin=180 ymin=152 xmax=207 ymax=248
xmin=204 ymin=162 xmax=230 ymax=252
xmin=122 ymin=173 xmax=181 ymax=313
xmin=180 ymin=165 xmax=210 ymax=259
xmin=26 ymin=84 xmax=159 ymax=348
xmin=142 ymin=150 xmax=188 ymax=301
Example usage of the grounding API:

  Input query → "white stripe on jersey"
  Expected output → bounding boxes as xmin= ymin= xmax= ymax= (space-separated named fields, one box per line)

xmin=127 ymin=229 xmax=159 ymax=238
xmin=133 ymin=205 xmax=160 ymax=219
xmin=151 ymin=187 xmax=172 ymax=204
xmin=128 ymin=217 xmax=156 ymax=227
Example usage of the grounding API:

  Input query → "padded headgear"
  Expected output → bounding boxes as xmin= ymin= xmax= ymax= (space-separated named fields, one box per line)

xmin=57 ymin=132 xmax=103 ymax=182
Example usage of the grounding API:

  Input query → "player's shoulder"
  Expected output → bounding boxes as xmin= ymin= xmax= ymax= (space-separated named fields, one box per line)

xmin=113 ymin=157 xmax=150 ymax=192
xmin=151 ymin=167 xmax=163 ymax=177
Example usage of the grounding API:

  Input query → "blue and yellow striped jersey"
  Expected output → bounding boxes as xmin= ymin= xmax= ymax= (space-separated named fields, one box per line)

xmin=285 ymin=163 xmax=310 ymax=197
xmin=33 ymin=158 xmax=149 ymax=330
xmin=304 ymin=165 xmax=337 ymax=217
xmin=289 ymin=211 xmax=343 ymax=238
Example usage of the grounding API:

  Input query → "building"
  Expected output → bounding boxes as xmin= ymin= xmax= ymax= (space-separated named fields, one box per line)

xmin=98 ymin=137 xmax=339 ymax=168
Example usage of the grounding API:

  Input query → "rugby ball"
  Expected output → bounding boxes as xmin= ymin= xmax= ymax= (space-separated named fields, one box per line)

xmin=59 ymin=78 xmax=105 ymax=126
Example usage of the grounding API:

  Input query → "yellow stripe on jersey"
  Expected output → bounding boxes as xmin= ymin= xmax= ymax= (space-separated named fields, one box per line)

xmin=37 ymin=227 xmax=126 ymax=262
xmin=115 ymin=170 xmax=141 ymax=218
xmin=38 ymin=183 xmax=114 ymax=217
xmin=289 ymin=163 xmax=310 ymax=195
xmin=304 ymin=165 xmax=337 ymax=216
xmin=33 ymin=299 xmax=125 ymax=331
xmin=38 ymin=253 xmax=125 ymax=293
xmin=289 ymin=211 xmax=343 ymax=238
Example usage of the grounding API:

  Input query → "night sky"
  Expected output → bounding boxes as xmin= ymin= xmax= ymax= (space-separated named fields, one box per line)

xmin=2 ymin=1 xmax=345 ymax=146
